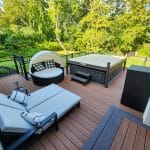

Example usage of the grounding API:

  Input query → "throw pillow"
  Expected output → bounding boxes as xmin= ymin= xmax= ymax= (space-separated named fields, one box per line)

xmin=45 ymin=60 xmax=55 ymax=69
xmin=9 ymin=90 xmax=28 ymax=106
xmin=32 ymin=62 xmax=45 ymax=72
xmin=21 ymin=112 xmax=46 ymax=126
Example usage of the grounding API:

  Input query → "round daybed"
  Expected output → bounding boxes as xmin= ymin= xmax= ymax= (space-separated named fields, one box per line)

xmin=29 ymin=51 xmax=64 ymax=86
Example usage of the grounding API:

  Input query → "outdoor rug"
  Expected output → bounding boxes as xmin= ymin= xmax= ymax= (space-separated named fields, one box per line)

xmin=82 ymin=105 xmax=150 ymax=150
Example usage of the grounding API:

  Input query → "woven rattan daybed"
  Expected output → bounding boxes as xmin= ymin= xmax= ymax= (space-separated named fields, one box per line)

xmin=29 ymin=51 xmax=64 ymax=86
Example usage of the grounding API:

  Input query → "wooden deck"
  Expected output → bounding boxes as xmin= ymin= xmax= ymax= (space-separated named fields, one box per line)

xmin=0 ymin=72 xmax=149 ymax=150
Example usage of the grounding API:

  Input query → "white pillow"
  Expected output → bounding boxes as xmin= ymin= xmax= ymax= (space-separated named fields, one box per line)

xmin=9 ymin=90 xmax=28 ymax=106
xmin=21 ymin=112 xmax=46 ymax=126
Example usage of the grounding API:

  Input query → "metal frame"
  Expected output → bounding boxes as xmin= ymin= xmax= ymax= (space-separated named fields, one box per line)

xmin=13 ymin=54 xmax=29 ymax=80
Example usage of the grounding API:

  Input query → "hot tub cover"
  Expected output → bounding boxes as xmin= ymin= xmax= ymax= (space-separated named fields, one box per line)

xmin=69 ymin=54 xmax=126 ymax=68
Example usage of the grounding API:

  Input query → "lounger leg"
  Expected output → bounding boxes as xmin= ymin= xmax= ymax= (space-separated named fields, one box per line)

xmin=54 ymin=115 xmax=59 ymax=131
xmin=77 ymin=102 xmax=80 ymax=108
xmin=55 ymin=120 xmax=59 ymax=131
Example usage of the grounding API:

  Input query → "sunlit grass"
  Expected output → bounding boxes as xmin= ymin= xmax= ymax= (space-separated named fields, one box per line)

xmin=126 ymin=56 xmax=150 ymax=68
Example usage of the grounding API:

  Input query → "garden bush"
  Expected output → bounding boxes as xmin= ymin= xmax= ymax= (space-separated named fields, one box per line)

xmin=138 ymin=43 xmax=150 ymax=57
xmin=38 ymin=41 xmax=62 ymax=51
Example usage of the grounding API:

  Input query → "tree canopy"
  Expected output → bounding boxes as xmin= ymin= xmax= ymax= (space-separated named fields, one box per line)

xmin=0 ymin=0 xmax=149 ymax=56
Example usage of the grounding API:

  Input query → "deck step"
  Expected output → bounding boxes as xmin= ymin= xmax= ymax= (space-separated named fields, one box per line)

xmin=71 ymin=75 xmax=89 ymax=85
xmin=75 ymin=71 xmax=92 ymax=80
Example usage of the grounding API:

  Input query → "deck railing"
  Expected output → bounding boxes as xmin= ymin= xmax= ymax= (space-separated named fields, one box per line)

xmin=0 ymin=51 xmax=150 ymax=79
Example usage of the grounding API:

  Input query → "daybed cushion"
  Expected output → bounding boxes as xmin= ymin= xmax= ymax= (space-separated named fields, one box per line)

xmin=32 ymin=68 xmax=63 ymax=79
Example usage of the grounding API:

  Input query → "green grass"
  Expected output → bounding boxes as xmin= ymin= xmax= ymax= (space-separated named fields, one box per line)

xmin=126 ymin=56 xmax=150 ymax=68
xmin=0 ymin=60 xmax=15 ymax=69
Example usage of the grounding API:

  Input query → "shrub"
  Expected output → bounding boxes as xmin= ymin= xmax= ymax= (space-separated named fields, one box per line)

xmin=138 ymin=43 xmax=150 ymax=56
xmin=38 ymin=41 xmax=62 ymax=51
xmin=0 ymin=50 xmax=11 ymax=58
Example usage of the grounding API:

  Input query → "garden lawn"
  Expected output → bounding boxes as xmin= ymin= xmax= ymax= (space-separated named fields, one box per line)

xmin=126 ymin=56 xmax=150 ymax=68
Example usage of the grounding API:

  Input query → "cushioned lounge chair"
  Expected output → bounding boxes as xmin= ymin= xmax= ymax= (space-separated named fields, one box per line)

xmin=0 ymin=84 xmax=81 ymax=149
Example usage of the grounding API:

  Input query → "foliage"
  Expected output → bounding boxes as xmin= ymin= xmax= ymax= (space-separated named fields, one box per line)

xmin=0 ymin=0 xmax=149 ymax=58
xmin=38 ymin=41 xmax=62 ymax=51
xmin=138 ymin=43 xmax=150 ymax=56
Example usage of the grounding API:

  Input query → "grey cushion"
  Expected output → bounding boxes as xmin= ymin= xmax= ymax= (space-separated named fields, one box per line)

xmin=26 ymin=84 xmax=64 ymax=110
xmin=30 ymin=90 xmax=80 ymax=119
xmin=33 ymin=68 xmax=63 ymax=79
xmin=0 ymin=105 xmax=32 ymax=133
xmin=0 ymin=93 xmax=26 ymax=111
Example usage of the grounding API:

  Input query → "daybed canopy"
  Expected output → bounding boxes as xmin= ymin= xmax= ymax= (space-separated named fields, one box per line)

xmin=29 ymin=50 xmax=64 ymax=73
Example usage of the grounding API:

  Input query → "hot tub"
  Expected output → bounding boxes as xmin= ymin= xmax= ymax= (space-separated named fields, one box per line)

xmin=67 ymin=54 xmax=126 ymax=87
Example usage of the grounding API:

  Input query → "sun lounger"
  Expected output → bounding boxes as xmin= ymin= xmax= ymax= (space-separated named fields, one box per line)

xmin=0 ymin=84 xmax=81 ymax=149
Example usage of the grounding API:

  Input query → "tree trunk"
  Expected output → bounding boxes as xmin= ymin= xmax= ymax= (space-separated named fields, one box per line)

xmin=55 ymin=21 xmax=67 ymax=54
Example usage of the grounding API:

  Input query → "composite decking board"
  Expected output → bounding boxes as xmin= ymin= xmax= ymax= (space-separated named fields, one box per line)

xmin=54 ymin=129 xmax=78 ymax=150
xmin=40 ymin=136 xmax=56 ymax=150
xmin=69 ymin=111 xmax=96 ymax=131
xmin=121 ymin=121 xmax=138 ymax=150
xmin=82 ymin=106 xmax=116 ymax=150
xmin=110 ymin=118 xmax=130 ymax=150
xmin=59 ymin=124 xmax=84 ymax=149
xmin=33 ymin=141 xmax=45 ymax=150
xmin=133 ymin=125 xmax=146 ymax=150
xmin=65 ymin=116 xmax=91 ymax=137
xmin=45 ymin=131 xmax=67 ymax=150
xmin=62 ymin=119 xmax=88 ymax=142
xmin=145 ymin=130 xmax=150 ymax=150
xmin=0 ymin=73 xmax=148 ymax=150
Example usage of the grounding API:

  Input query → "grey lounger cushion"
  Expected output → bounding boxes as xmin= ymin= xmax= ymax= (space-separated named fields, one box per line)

xmin=0 ymin=104 xmax=32 ymax=133
xmin=26 ymin=84 xmax=64 ymax=110
xmin=30 ymin=90 xmax=81 ymax=119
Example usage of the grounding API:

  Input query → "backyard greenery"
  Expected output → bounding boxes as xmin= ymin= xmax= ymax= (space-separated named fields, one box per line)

xmin=0 ymin=0 xmax=149 ymax=59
